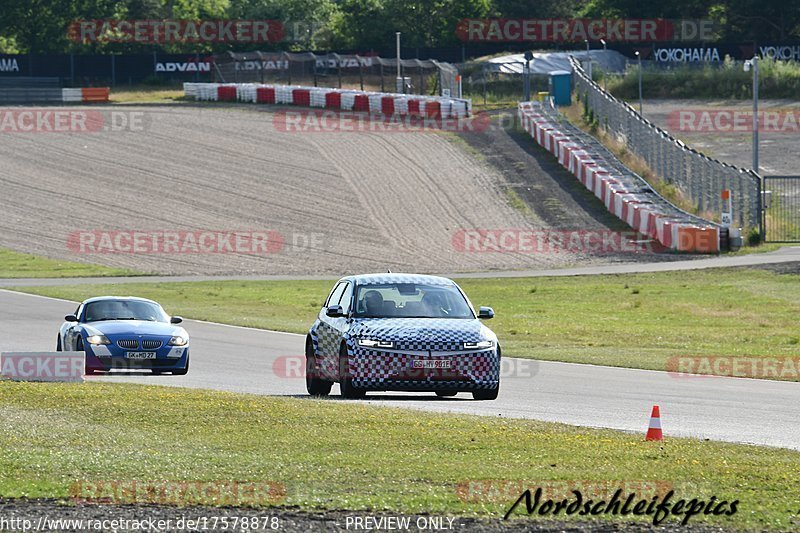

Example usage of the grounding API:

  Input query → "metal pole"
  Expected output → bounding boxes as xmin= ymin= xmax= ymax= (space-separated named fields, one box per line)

xmin=752 ymin=57 xmax=759 ymax=174
xmin=523 ymin=61 xmax=530 ymax=101
xmin=636 ymin=51 xmax=642 ymax=114
xmin=585 ymin=40 xmax=591 ymax=80
xmin=600 ymin=39 xmax=606 ymax=91
xmin=396 ymin=31 xmax=401 ymax=93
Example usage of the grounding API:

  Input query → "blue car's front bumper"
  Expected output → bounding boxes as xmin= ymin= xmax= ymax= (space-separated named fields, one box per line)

xmin=85 ymin=337 xmax=189 ymax=371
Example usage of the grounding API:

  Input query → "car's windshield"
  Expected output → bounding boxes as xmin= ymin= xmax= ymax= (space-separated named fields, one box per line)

xmin=83 ymin=300 xmax=169 ymax=323
xmin=353 ymin=283 xmax=473 ymax=319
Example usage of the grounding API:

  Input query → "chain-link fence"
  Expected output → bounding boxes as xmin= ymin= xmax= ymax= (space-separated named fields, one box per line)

xmin=212 ymin=51 xmax=459 ymax=97
xmin=459 ymin=63 xmax=551 ymax=105
xmin=570 ymin=56 xmax=761 ymax=231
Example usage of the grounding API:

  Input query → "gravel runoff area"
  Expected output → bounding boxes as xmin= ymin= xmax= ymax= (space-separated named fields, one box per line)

xmin=0 ymin=104 xmax=685 ymax=277
xmin=0 ymin=499 xmax=737 ymax=532
xmin=641 ymin=99 xmax=800 ymax=177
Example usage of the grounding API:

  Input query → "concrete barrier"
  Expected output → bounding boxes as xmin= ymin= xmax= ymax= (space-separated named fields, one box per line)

xmin=518 ymin=101 xmax=720 ymax=253
xmin=184 ymin=82 xmax=472 ymax=119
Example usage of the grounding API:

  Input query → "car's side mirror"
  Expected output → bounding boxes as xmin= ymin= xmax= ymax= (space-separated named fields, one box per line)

xmin=65 ymin=314 xmax=78 ymax=322
xmin=170 ymin=316 xmax=183 ymax=324
xmin=326 ymin=305 xmax=345 ymax=317
xmin=478 ymin=307 xmax=495 ymax=319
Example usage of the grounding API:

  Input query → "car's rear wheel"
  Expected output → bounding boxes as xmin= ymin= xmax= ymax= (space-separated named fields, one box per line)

xmin=472 ymin=386 xmax=499 ymax=401
xmin=306 ymin=339 xmax=332 ymax=396
xmin=172 ymin=354 xmax=190 ymax=375
xmin=435 ymin=391 xmax=457 ymax=397
xmin=339 ymin=344 xmax=366 ymax=399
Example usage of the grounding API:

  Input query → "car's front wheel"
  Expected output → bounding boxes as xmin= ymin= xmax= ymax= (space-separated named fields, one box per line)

xmin=472 ymin=385 xmax=499 ymax=401
xmin=339 ymin=344 xmax=366 ymax=399
xmin=78 ymin=337 xmax=99 ymax=375
xmin=306 ymin=339 xmax=332 ymax=396
xmin=172 ymin=354 xmax=190 ymax=375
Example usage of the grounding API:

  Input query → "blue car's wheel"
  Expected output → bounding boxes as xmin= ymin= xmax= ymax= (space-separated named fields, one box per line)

xmin=339 ymin=344 xmax=365 ymax=399
xmin=78 ymin=337 xmax=100 ymax=375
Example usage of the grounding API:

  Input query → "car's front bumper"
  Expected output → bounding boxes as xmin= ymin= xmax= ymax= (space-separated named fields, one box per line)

xmin=85 ymin=343 xmax=189 ymax=371
xmin=347 ymin=346 xmax=499 ymax=390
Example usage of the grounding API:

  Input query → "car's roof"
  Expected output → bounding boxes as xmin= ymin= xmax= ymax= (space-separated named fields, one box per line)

xmin=81 ymin=296 xmax=161 ymax=305
xmin=342 ymin=273 xmax=457 ymax=286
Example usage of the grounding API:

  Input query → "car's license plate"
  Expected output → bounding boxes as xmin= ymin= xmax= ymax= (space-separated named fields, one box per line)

xmin=126 ymin=352 xmax=156 ymax=359
xmin=413 ymin=359 xmax=451 ymax=369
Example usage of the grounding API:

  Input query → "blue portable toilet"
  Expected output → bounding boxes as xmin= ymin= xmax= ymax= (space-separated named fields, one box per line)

xmin=549 ymin=70 xmax=572 ymax=106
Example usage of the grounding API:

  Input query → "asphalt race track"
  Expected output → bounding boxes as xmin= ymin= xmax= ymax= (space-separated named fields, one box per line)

xmin=2 ymin=289 xmax=799 ymax=451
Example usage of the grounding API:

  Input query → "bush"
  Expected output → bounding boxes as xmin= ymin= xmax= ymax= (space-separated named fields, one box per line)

xmin=604 ymin=58 xmax=800 ymax=99
xmin=747 ymin=227 xmax=762 ymax=246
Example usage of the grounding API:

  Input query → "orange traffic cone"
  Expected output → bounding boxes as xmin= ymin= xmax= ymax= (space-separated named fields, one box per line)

xmin=645 ymin=405 xmax=663 ymax=441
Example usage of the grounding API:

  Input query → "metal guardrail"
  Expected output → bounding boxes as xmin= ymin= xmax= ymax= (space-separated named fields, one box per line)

xmin=570 ymin=56 xmax=761 ymax=231
xmin=0 ymin=88 xmax=64 ymax=103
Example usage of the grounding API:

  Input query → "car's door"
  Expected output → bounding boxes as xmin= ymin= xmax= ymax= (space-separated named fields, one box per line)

xmin=316 ymin=281 xmax=346 ymax=357
xmin=316 ymin=281 xmax=353 ymax=379
xmin=64 ymin=304 xmax=83 ymax=349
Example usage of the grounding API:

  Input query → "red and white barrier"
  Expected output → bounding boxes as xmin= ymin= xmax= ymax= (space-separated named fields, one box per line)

xmin=184 ymin=83 xmax=472 ymax=119
xmin=62 ymin=88 xmax=110 ymax=103
xmin=518 ymin=102 xmax=719 ymax=253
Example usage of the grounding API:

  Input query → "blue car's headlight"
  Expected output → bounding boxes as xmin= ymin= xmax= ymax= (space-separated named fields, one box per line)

xmin=168 ymin=336 xmax=188 ymax=346
xmin=464 ymin=340 xmax=494 ymax=350
xmin=358 ymin=339 xmax=394 ymax=348
xmin=86 ymin=334 xmax=110 ymax=345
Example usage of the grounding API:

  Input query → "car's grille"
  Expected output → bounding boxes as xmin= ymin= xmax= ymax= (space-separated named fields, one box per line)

xmin=117 ymin=339 xmax=139 ymax=349
xmin=141 ymin=340 xmax=162 ymax=349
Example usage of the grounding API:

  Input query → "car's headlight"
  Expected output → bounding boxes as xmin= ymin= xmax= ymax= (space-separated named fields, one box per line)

xmin=464 ymin=340 xmax=494 ymax=350
xmin=168 ymin=336 xmax=188 ymax=346
xmin=358 ymin=339 xmax=394 ymax=349
xmin=86 ymin=334 xmax=110 ymax=345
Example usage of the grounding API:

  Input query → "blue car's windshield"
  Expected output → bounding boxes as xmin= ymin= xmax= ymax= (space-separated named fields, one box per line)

xmin=83 ymin=300 xmax=169 ymax=323
xmin=353 ymin=283 xmax=474 ymax=319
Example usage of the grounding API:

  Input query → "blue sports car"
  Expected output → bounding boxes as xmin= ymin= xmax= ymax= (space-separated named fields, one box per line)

xmin=57 ymin=296 xmax=190 ymax=375
xmin=307 ymin=273 xmax=500 ymax=400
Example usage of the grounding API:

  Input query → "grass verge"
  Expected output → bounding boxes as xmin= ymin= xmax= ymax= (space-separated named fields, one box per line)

xmin=0 ymin=248 xmax=140 ymax=278
xmin=10 ymin=267 xmax=800 ymax=377
xmin=1 ymin=381 xmax=798 ymax=530
xmin=109 ymin=86 xmax=186 ymax=104
xmin=560 ymin=100 xmax=701 ymax=217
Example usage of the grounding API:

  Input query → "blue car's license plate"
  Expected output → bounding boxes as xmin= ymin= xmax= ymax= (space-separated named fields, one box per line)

xmin=126 ymin=352 xmax=156 ymax=359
